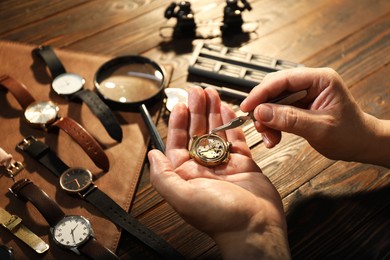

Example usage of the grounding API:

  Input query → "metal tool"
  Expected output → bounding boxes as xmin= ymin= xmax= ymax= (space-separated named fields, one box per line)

xmin=210 ymin=89 xmax=307 ymax=134
xmin=194 ymin=82 xmax=248 ymax=100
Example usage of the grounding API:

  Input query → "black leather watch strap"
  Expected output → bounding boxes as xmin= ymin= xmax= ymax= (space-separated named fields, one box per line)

xmin=78 ymin=236 xmax=119 ymax=260
xmin=36 ymin=45 xmax=66 ymax=78
xmin=72 ymin=89 xmax=123 ymax=142
xmin=17 ymin=137 xmax=184 ymax=259
xmin=84 ymin=187 xmax=184 ymax=259
xmin=10 ymin=179 xmax=65 ymax=226
xmin=17 ymin=136 xmax=69 ymax=177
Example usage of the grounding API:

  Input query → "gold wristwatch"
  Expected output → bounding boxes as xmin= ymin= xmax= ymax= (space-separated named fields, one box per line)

xmin=189 ymin=134 xmax=231 ymax=167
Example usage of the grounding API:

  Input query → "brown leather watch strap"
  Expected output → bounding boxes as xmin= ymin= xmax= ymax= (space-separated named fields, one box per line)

xmin=50 ymin=117 xmax=110 ymax=171
xmin=0 ymin=74 xmax=35 ymax=109
xmin=10 ymin=179 xmax=65 ymax=227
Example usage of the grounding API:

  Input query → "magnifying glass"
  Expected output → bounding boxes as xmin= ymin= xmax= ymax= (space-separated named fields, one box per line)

xmin=94 ymin=56 xmax=167 ymax=152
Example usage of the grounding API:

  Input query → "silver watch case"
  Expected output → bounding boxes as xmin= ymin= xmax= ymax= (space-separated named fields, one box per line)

xmin=52 ymin=73 xmax=85 ymax=96
xmin=50 ymin=215 xmax=94 ymax=255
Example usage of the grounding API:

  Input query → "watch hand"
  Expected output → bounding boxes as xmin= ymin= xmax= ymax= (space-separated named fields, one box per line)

xmin=74 ymin=179 xmax=81 ymax=188
xmin=71 ymin=224 xmax=79 ymax=232
xmin=62 ymin=178 xmax=81 ymax=188
xmin=70 ymin=224 xmax=78 ymax=243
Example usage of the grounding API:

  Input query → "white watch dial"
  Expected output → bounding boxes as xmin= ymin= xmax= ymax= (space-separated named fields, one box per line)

xmin=53 ymin=216 xmax=92 ymax=248
xmin=52 ymin=73 xmax=85 ymax=95
xmin=24 ymin=101 xmax=59 ymax=125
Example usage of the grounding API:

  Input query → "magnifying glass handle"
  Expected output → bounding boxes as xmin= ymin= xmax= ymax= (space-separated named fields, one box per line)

xmin=140 ymin=104 xmax=166 ymax=153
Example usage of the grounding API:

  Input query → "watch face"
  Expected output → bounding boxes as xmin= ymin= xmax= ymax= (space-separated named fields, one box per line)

xmin=59 ymin=167 xmax=93 ymax=193
xmin=24 ymin=101 xmax=59 ymax=126
xmin=52 ymin=215 xmax=92 ymax=248
xmin=190 ymin=134 xmax=231 ymax=166
xmin=52 ymin=73 xmax=85 ymax=95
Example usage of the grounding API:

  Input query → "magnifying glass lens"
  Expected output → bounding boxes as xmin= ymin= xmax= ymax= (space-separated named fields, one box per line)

xmin=98 ymin=63 xmax=163 ymax=103
xmin=94 ymin=56 xmax=166 ymax=109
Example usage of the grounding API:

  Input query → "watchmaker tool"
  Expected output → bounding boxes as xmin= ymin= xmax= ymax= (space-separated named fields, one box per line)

xmin=188 ymin=42 xmax=304 ymax=89
xmin=210 ymin=90 xmax=308 ymax=135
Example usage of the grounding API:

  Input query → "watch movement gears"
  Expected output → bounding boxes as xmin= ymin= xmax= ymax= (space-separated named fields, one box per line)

xmin=189 ymin=134 xmax=231 ymax=167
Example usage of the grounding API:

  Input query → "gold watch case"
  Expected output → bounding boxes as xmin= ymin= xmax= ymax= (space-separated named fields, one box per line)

xmin=189 ymin=133 xmax=231 ymax=167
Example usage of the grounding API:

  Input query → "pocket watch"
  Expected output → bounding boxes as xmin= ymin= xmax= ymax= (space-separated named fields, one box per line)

xmin=189 ymin=133 xmax=231 ymax=167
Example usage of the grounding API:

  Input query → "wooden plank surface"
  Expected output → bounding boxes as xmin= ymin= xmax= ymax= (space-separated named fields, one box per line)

xmin=0 ymin=0 xmax=389 ymax=259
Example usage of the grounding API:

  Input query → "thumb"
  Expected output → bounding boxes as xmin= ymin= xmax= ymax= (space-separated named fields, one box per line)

xmin=147 ymin=150 xmax=188 ymax=202
xmin=254 ymin=104 xmax=328 ymax=139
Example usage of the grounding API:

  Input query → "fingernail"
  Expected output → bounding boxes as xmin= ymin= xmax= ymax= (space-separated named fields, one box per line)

xmin=262 ymin=133 xmax=271 ymax=147
xmin=257 ymin=105 xmax=273 ymax=122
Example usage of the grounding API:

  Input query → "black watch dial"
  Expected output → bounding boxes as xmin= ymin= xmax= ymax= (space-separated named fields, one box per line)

xmin=59 ymin=167 xmax=93 ymax=193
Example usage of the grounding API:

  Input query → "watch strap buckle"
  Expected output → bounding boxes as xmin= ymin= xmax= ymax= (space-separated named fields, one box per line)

xmin=16 ymin=136 xmax=37 ymax=151
xmin=0 ymin=147 xmax=24 ymax=180
xmin=5 ymin=161 xmax=24 ymax=179
xmin=2 ymin=214 xmax=22 ymax=231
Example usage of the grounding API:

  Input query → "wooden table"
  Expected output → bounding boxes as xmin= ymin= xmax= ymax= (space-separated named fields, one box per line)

xmin=1 ymin=0 xmax=389 ymax=259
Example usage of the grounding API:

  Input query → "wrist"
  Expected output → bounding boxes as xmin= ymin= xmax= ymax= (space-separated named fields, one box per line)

xmin=213 ymin=216 xmax=290 ymax=259
xmin=358 ymin=114 xmax=390 ymax=168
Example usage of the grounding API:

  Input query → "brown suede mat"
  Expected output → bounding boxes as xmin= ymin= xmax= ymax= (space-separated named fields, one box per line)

xmin=0 ymin=40 xmax=161 ymax=259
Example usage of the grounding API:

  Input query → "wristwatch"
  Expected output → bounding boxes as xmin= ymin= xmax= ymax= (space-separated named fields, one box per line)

xmin=9 ymin=179 xmax=118 ymax=259
xmin=189 ymin=133 xmax=231 ymax=167
xmin=0 ymin=74 xmax=109 ymax=171
xmin=16 ymin=136 xmax=184 ymax=260
xmin=34 ymin=45 xmax=123 ymax=142
xmin=0 ymin=148 xmax=49 ymax=254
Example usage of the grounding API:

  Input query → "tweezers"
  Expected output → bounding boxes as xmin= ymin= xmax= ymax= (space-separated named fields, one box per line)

xmin=210 ymin=90 xmax=307 ymax=134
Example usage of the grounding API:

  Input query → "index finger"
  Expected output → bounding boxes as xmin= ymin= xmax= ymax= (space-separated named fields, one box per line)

xmin=240 ymin=67 xmax=332 ymax=112
xmin=166 ymin=103 xmax=190 ymax=167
